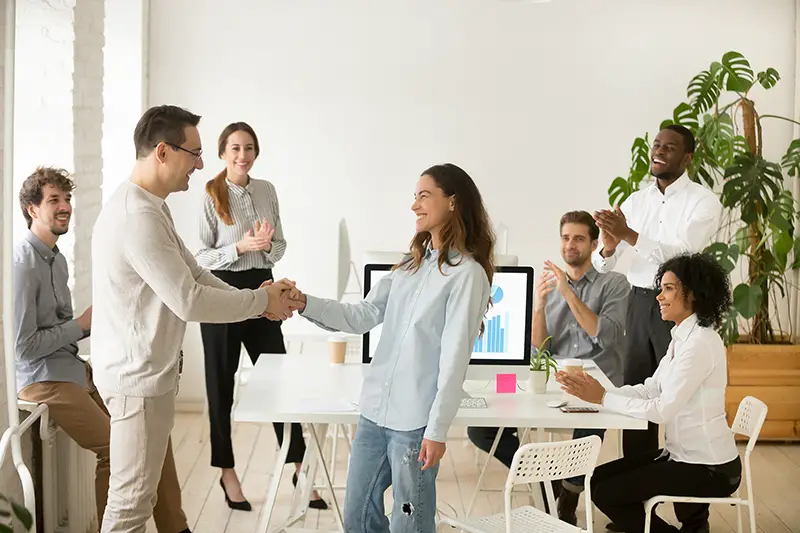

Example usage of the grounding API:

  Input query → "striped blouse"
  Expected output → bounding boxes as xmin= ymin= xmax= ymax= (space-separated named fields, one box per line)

xmin=196 ymin=177 xmax=287 ymax=272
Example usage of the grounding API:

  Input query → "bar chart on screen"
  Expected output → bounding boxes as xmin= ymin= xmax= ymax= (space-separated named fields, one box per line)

xmin=473 ymin=312 xmax=510 ymax=353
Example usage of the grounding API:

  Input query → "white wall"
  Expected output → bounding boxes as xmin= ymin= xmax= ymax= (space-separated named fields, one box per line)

xmin=147 ymin=0 xmax=798 ymax=405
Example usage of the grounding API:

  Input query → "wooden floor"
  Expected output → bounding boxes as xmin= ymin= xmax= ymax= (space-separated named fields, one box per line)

xmin=148 ymin=412 xmax=800 ymax=533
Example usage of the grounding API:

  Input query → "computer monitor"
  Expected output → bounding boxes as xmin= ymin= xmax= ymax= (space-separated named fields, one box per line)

xmin=361 ymin=263 xmax=534 ymax=380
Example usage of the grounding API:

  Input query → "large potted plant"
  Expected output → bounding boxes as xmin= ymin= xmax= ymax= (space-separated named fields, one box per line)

xmin=607 ymin=51 xmax=800 ymax=440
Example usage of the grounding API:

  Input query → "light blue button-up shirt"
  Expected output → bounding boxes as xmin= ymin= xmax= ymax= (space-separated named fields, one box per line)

xmin=301 ymin=249 xmax=490 ymax=442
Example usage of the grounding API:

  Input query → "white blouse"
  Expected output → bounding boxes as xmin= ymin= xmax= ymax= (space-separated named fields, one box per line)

xmin=603 ymin=313 xmax=738 ymax=465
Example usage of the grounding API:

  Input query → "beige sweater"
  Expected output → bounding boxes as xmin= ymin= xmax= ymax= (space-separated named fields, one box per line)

xmin=91 ymin=181 xmax=269 ymax=397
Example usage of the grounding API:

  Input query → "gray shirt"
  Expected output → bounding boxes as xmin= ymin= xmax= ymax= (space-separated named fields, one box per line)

xmin=543 ymin=267 xmax=629 ymax=386
xmin=14 ymin=231 xmax=87 ymax=392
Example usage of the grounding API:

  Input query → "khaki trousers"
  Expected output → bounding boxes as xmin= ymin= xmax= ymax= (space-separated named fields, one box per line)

xmin=18 ymin=369 xmax=188 ymax=533
xmin=98 ymin=386 xmax=179 ymax=533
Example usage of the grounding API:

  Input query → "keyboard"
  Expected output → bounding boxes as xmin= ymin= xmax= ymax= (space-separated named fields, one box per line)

xmin=459 ymin=396 xmax=488 ymax=409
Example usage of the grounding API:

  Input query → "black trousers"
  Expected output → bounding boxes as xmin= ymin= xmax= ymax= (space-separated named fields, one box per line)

xmin=200 ymin=268 xmax=306 ymax=468
xmin=591 ymin=449 xmax=742 ymax=533
xmin=622 ymin=287 xmax=673 ymax=456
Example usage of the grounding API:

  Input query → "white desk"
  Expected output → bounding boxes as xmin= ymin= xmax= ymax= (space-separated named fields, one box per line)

xmin=234 ymin=353 xmax=647 ymax=533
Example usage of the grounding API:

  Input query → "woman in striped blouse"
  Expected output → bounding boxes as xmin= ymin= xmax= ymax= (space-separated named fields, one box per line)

xmin=196 ymin=122 xmax=326 ymax=511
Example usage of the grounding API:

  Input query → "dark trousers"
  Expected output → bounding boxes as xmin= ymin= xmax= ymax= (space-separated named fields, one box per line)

xmin=201 ymin=268 xmax=306 ymax=468
xmin=622 ymin=287 xmax=673 ymax=456
xmin=467 ymin=426 xmax=605 ymax=491
xmin=591 ymin=449 xmax=742 ymax=533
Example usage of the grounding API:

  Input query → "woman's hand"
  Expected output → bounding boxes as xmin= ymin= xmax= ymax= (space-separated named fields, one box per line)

xmin=236 ymin=218 xmax=275 ymax=254
xmin=555 ymin=370 xmax=607 ymax=405
xmin=418 ymin=439 xmax=446 ymax=471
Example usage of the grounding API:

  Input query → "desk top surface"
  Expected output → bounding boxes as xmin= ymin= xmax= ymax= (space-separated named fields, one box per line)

xmin=233 ymin=352 xmax=647 ymax=430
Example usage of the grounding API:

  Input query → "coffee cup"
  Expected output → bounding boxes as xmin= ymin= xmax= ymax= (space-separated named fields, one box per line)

xmin=562 ymin=358 xmax=584 ymax=374
xmin=328 ymin=336 xmax=347 ymax=364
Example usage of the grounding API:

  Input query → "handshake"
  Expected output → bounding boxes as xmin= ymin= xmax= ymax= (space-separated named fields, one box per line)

xmin=259 ymin=278 xmax=306 ymax=321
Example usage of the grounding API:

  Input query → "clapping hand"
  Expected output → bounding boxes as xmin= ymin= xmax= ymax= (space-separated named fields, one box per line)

xmin=593 ymin=205 xmax=630 ymax=242
xmin=543 ymin=260 xmax=570 ymax=297
xmin=236 ymin=218 xmax=275 ymax=254
xmin=261 ymin=279 xmax=305 ymax=321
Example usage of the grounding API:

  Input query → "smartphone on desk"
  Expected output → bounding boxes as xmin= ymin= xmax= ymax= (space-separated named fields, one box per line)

xmin=560 ymin=406 xmax=599 ymax=413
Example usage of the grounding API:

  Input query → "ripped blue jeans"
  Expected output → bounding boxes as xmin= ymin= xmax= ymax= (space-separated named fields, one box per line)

xmin=344 ymin=416 xmax=439 ymax=533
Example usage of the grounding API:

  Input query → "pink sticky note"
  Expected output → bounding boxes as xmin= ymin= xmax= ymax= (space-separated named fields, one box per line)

xmin=496 ymin=373 xmax=516 ymax=394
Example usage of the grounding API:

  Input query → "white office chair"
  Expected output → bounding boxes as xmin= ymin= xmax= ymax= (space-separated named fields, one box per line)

xmin=644 ymin=396 xmax=768 ymax=533
xmin=439 ymin=435 xmax=602 ymax=533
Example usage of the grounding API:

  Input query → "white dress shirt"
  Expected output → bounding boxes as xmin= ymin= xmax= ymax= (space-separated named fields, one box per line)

xmin=91 ymin=181 xmax=269 ymax=397
xmin=592 ymin=174 xmax=722 ymax=289
xmin=602 ymin=314 xmax=738 ymax=465
xmin=301 ymin=250 xmax=490 ymax=442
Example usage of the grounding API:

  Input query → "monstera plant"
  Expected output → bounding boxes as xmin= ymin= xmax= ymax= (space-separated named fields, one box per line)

xmin=608 ymin=51 xmax=800 ymax=345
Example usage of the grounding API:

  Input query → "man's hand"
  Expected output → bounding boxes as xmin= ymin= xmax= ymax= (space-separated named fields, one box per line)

xmin=593 ymin=205 xmax=634 ymax=244
xmin=418 ymin=439 xmax=446 ymax=471
xmin=262 ymin=280 xmax=303 ymax=321
xmin=555 ymin=370 xmax=606 ymax=404
xmin=543 ymin=260 xmax=570 ymax=298
xmin=534 ymin=269 xmax=556 ymax=311
xmin=76 ymin=306 xmax=92 ymax=331
xmin=599 ymin=228 xmax=620 ymax=257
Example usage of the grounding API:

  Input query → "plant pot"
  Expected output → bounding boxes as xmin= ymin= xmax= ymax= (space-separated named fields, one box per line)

xmin=726 ymin=343 xmax=800 ymax=441
xmin=529 ymin=371 xmax=548 ymax=394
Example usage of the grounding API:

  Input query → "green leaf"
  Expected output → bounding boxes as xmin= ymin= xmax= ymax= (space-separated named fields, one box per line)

xmin=773 ymin=231 xmax=793 ymax=271
xmin=630 ymin=135 xmax=650 ymax=176
xmin=733 ymin=282 xmax=763 ymax=319
xmin=672 ymin=102 xmax=699 ymax=131
xmin=719 ymin=51 xmax=754 ymax=92
xmin=9 ymin=501 xmax=32 ymax=531
xmin=687 ymin=62 xmax=722 ymax=114
xmin=720 ymin=306 xmax=740 ymax=345
xmin=722 ymin=153 xmax=784 ymax=224
xmin=735 ymin=226 xmax=750 ymax=252
xmin=608 ymin=177 xmax=631 ymax=209
xmin=781 ymin=139 xmax=800 ymax=177
xmin=704 ymin=242 xmax=739 ymax=273
xmin=756 ymin=67 xmax=780 ymax=89
xmin=0 ymin=525 xmax=14 ymax=533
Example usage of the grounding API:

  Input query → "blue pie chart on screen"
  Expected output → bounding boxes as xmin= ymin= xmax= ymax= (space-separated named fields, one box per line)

xmin=491 ymin=285 xmax=504 ymax=304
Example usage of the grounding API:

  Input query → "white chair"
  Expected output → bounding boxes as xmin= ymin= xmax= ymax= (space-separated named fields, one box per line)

xmin=644 ymin=396 xmax=768 ymax=533
xmin=439 ymin=435 xmax=602 ymax=533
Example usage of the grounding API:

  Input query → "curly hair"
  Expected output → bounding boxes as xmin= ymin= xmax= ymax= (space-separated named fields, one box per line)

xmin=655 ymin=253 xmax=732 ymax=329
xmin=18 ymin=167 xmax=75 ymax=229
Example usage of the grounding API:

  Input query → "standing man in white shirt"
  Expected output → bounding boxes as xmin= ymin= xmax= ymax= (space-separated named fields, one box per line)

xmin=592 ymin=125 xmax=722 ymax=459
xmin=91 ymin=105 xmax=299 ymax=533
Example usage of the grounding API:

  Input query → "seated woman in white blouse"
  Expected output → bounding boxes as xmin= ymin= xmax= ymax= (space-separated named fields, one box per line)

xmin=556 ymin=252 xmax=741 ymax=533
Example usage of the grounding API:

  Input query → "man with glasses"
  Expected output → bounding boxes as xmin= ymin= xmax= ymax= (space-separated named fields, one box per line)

xmin=91 ymin=105 xmax=301 ymax=533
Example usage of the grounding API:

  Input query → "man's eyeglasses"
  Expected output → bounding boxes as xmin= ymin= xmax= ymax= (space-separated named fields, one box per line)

xmin=164 ymin=142 xmax=203 ymax=162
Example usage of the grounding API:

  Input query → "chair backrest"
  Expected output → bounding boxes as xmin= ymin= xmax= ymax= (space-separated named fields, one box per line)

xmin=730 ymin=396 xmax=768 ymax=451
xmin=506 ymin=435 xmax=602 ymax=486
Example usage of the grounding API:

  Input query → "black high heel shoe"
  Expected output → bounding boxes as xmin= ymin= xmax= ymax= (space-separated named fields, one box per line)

xmin=293 ymin=472 xmax=329 ymax=510
xmin=220 ymin=478 xmax=252 ymax=512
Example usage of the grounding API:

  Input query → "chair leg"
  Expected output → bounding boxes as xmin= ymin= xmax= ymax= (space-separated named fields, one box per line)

xmin=747 ymin=502 xmax=756 ymax=533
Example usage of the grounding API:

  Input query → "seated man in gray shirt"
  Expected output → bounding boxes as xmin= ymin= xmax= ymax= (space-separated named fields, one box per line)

xmin=468 ymin=210 xmax=629 ymax=525
xmin=14 ymin=167 xmax=192 ymax=533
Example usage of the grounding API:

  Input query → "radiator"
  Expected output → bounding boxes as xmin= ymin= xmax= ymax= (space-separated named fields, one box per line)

xmin=44 ymin=429 xmax=97 ymax=533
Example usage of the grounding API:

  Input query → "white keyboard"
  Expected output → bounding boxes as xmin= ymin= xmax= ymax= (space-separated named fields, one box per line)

xmin=459 ymin=396 xmax=488 ymax=409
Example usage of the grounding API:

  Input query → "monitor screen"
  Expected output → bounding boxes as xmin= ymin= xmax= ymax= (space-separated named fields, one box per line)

xmin=362 ymin=264 xmax=533 ymax=366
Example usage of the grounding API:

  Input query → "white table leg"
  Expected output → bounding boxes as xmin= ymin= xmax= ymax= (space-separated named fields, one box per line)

xmin=256 ymin=422 xmax=292 ymax=533
xmin=465 ymin=427 xmax=505 ymax=517
xmin=308 ymin=424 xmax=345 ymax=531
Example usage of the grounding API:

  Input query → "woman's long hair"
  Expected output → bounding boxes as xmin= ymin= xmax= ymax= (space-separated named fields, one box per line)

xmin=205 ymin=122 xmax=261 ymax=226
xmin=397 ymin=163 xmax=496 ymax=332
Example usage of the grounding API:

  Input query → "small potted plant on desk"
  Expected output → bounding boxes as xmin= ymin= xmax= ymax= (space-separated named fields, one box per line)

xmin=529 ymin=336 xmax=558 ymax=394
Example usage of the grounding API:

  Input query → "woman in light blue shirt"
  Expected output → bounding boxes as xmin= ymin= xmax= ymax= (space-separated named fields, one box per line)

xmin=289 ymin=163 xmax=494 ymax=533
